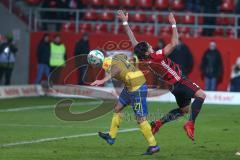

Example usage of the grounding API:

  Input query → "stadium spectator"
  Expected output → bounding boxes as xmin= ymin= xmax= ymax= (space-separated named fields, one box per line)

xmin=0 ymin=34 xmax=17 ymax=85
xmin=49 ymin=35 xmax=66 ymax=84
xmin=200 ymin=41 xmax=223 ymax=91
xmin=186 ymin=0 xmax=201 ymax=12
xmin=202 ymin=0 xmax=222 ymax=36
xmin=229 ymin=57 xmax=240 ymax=92
xmin=35 ymin=34 xmax=51 ymax=84
xmin=168 ymin=38 xmax=193 ymax=77
xmin=74 ymin=33 xmax=89 ymax=85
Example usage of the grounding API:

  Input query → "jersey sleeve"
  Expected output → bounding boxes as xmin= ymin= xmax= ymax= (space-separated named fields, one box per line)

xmin=150 ymin=49 xmax=165 ymax=60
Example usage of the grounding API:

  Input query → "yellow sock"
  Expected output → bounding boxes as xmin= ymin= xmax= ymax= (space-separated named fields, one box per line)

xmin=139 ymin=120 xmax=157 ymax=146
xmin=109 ymin=113 xmax=122 ymax=138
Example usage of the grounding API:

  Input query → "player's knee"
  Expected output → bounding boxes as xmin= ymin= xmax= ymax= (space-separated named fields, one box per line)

xmin=195 ymin=89 xmax=206 ymax=100
xmin=114 ymin=106 xmax=121 ymax=113
xmin=136 ymin=117 xmax=146 ymax=124
xmin=114 ymin=102 xmax=124 ymax=113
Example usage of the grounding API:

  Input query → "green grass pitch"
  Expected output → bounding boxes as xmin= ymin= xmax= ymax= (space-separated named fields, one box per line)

xmin=0 ymin=96 xmax=239 ymax=160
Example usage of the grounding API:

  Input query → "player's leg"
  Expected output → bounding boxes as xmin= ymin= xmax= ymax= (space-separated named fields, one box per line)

xmin=108 ymin=102 xmax=124 ymax=139
xmin=189 ymin=89 xmax=206 ymax=122
xmin=180 ymin=78 xmax=206 ymax=141
xmin=151 ymin=94 xmax=191 ymax=134
xmin=132 ymin=84 xmax=159 ymax=155
xmin=98 ymin=88 xmax=129 ymax=145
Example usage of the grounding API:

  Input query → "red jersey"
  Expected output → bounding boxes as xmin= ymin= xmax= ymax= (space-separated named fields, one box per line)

xmin=144 ymin=49 xmax=182 ymax=85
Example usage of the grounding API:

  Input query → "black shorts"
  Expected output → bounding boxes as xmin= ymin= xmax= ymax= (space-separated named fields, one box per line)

xmin=171 ymin=78 xmax=201 ymax=108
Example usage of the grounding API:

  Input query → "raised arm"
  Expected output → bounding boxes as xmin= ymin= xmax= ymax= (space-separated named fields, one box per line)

xmin=118 ymin=10 xmax=138 ymax=47
xmin=162 ymin=12 xmax=179 ymax=56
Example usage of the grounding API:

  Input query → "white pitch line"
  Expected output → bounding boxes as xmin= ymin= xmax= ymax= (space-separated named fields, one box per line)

xmin=0 ymin=128 xmax=139 ymax=148
xmin=0 ymin=101 xmax=101 ymax=112
xmin=0 ymin=123 xmax=82 ymax=128
xmin=0 ymin=123 xmax=109 ymax=129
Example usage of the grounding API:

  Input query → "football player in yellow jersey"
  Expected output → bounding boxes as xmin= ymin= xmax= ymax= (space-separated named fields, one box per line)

xmin=89 ymin=53 xmax=160 ymax=155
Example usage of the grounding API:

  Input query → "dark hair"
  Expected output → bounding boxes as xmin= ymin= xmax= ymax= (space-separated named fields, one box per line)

xmin=134 ymin=41 xmax=149 ymax=59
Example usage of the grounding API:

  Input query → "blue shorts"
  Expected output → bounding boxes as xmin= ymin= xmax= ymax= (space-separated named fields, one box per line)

xmin=118 ymin=84 xmax=148 ymax=117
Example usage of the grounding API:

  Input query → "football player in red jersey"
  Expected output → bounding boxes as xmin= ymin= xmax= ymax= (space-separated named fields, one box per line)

xmin=118 ymin=10 xmax=206 ymax=141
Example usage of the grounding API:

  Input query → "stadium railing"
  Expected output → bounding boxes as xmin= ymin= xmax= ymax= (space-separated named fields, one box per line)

xmin=25 ymin=8 xmax=240 ymax=38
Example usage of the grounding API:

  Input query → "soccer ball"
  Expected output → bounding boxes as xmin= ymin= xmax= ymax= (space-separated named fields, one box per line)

xmin=87 ymin=50 xmax=104 ymax=66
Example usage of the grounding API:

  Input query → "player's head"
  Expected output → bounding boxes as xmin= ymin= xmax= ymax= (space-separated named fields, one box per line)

xmin=134 ymin=41 xmax=154 ymax=59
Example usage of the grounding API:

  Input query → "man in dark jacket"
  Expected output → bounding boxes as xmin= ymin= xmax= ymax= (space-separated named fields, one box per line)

xmin=35 ymin=34 xmax=50 ymax=84
xmin=168 ymin=38 xmax=193 ymax=77
xmin=201 ymin=41 xmax=223 ymax=91
xmin=74 ymin=33 xmax=89 ymax=85
xmin=0 ymin=34 xmax=17 ymax=85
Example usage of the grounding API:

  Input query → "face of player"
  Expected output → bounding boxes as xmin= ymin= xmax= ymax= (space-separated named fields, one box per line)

xmin=147 ymin=43 xmax=154 ymax=55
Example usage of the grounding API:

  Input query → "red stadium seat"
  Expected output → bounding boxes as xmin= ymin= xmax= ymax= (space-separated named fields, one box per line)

xmin=172 ymin=15 xmax=181 ymax=24
xmin=48 ymin=0 xmax=57 ymax=7
xmin=81 ymin=0 xmax=89 ymax=5
xmin=99 ymin=12 xmax=115 ymax=21
xmin=171 ymin=0 xmax=184 ymax=11
xmin=83 ymin=10 xmax=98 ymax=21
xmin=130 ymin=24 xmax=141 ymax=33
xmin=130 ymin=12 xmax=147 ymax=22
xmin=105 ymin=0 xmax=120 ymax=8
xmin=226 ymin=28 xmax=235 ymax=37
xmin=143 ymin=25 xmax=155 ymax=35
xmin=224 ymin=17 xmax=235 ymax=25
xmin=91 ymin=0 xmax=104 ymax=7
xmin=214 ymin=28 xmax=224 ymax=36
xmin=149 ymin=14 xmax=164 ymax=22
xmin=178 ymin=27 xmax=191 ymax=34
xmin=216 ymin=16 xmax=225 ymax=25
xmin=197 ymin=16 xmax=204 ymax=24
xmin=114 ymin=25 xmax=125 ymax=33
xmin=160 ymin=26 xmax=171 ymax=36
xmin=182 ymin=13 xmax=194 ymax=24
xmin=216 ymin=16 xmax=235 ymax=25
xmin=121 ymin=0 xmax=136 ymax=8
xmin=61 ymin=22 xmax=75 ymax=32
xmin=25 ymin=0 xmax=42 ymax=5
xmin=155 ymin=0 xmax=169 ymax=10
xmin=138 ymin=0 xmax=153 ymax=9
xmin=178 ymin=27 xmax=191 ymax=37
xmin=193 ymin=27 xmax=203 ymax=37
xmin=95 ymin=24 xmax=108 ymax=33
xmin=79 ymin=23 xmax=92 ymax=33
xmin=220 ymin=0 xmax=235 ymax=12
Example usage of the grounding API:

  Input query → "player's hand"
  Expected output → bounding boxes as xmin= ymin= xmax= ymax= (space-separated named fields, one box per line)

xmin=168 ymin=12 xmax=176 ymax=25
xmin=90 ymin=80 xmax=104 ymax=86
xmin=118 ymin=10 xmax=128 ymax=22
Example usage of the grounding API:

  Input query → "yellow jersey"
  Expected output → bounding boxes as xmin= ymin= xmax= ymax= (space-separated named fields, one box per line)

xmin=102 ymin=54 xmax=146 ymax=92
